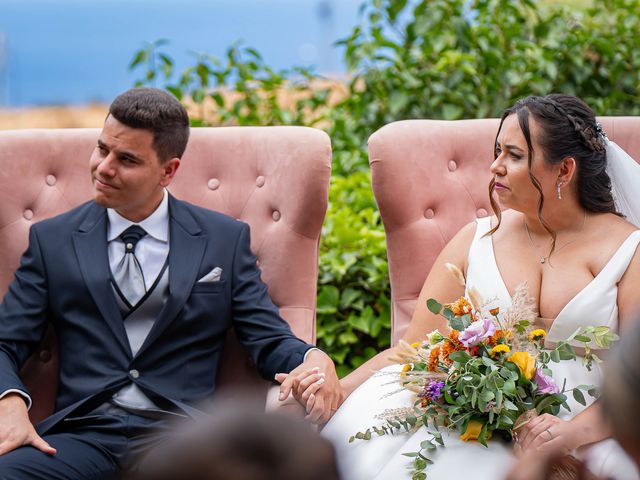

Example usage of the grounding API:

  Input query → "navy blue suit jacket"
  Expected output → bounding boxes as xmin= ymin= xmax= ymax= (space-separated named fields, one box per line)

xmin=0 ymin=195 xmax=311 ymax=433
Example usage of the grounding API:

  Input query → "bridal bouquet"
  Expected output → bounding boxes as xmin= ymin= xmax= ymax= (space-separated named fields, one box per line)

xmin=350 ymin=264 xmax=618 ymax=480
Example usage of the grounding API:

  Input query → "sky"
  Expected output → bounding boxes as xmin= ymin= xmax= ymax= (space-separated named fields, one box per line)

xmin=0 ymin=0 xmax=363 ymax=106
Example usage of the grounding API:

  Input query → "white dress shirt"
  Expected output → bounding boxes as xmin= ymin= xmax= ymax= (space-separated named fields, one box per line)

xmin=107 ymin=190 xmax=170 ymax=291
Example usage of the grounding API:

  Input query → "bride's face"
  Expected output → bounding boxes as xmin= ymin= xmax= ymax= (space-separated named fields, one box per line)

xmin=491 ymin=113 xmax=558 ymax=213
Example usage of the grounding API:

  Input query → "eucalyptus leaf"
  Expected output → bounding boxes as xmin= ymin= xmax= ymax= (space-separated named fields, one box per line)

xmin=572 ymin=389 xmax=587 ymax=406
xmin=427 ymin=299 xmax=442 ymax=315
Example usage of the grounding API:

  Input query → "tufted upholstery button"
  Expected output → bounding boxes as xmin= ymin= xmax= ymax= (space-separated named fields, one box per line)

xmin=448 ymin=160 xmax=457 ymax=172
xmin=476 ymin=208 xmax=488 ymax=218
xmin=23 ymin=209 xmax=33 ymax=220
xmin=424 ymin=208 xmax=435 ymax=219
xmin=255 ymin=176 xmax=265 ymax=187
xmin=207 ymin=178 xmax=220 ymax=190
xmin=129 ymin=369 xmax=140 ymax=379
xmin=39 ymin=350 xmax=51 ymax=362
xmin=46 ymin=175 xmax=57 ymax=186
xmin=272 ymin=210 xmax=281 ymax=222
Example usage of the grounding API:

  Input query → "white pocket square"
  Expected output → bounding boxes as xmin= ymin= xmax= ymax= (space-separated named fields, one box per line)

xmin=197 ymin=267 xmax=223 ymax=283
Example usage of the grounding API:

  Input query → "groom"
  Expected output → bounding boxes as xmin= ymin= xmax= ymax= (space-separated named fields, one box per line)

xmin=0 ymin=88 xmax=340 ymax=478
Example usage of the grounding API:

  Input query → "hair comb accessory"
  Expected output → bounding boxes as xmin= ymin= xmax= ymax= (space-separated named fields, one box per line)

xmin=595 ymin=121 xmax=608 ymax=140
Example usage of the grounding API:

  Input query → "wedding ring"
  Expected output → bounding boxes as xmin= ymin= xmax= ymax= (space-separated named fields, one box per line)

xmin=545 ymin=428 xmax=553 ymax=441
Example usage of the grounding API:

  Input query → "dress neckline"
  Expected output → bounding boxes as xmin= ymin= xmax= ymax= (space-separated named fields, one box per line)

xmin=483 ymin=219 xmax=640 ymax=335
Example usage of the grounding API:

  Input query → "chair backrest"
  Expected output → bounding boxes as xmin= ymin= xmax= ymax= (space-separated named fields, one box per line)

xmin=368 ymin=117 xmax=640 ymax=345
xmin=0 ymin=126 xmax=331 ymax=423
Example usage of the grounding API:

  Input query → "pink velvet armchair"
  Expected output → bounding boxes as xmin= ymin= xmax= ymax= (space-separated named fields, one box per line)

xmin=0 ymin=126 xmax=332 ymax=424
xmin=368 ymin=117 xmax=640 ymax=345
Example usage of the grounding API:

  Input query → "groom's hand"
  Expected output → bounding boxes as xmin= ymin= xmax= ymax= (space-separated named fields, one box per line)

xmin=0 ymin=393 xmax=57 ymax=456
xmin=276 ymin=350 xmax=344 ymax=424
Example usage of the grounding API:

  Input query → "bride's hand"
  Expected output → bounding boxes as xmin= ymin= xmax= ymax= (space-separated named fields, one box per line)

xmin=515 ymin=413 xmax=580 ymax=456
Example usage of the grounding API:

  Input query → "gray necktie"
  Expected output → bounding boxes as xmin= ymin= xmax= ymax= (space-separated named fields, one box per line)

xmin=114 ymin=225 xmax=147 ymax=306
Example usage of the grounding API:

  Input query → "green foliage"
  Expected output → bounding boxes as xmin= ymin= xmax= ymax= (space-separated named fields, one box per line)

xmin=128 ymin=0 xmax=640 ymax=374
xmin=328 ymin=0 xmax=640 ymax=173
xmin=317 ymin=172 xmax=390 ymax=377
xmin=130 ymin=41 xmax=330 ymax=128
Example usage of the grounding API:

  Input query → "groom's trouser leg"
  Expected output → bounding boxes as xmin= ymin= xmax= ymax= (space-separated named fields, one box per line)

xmin=0 ymin=413 xmax=166 ymax=480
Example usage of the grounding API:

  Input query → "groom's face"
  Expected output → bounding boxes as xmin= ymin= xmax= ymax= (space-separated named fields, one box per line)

xmin=90 ymin=115 xmax=179 ymax=222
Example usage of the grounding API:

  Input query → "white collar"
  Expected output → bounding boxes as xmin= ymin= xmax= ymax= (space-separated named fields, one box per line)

xmin=107 ymin=189 xmax=169 ymax=243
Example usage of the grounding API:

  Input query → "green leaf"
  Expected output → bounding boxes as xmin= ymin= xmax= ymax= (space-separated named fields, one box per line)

xmin=443 ymin=308 xmax=455 ymax=321
xmin=340 ymin=288 xmax=361 ymax=309
xmin=317 ymin=285 xmax=340 ymax=314
xmin=449 ymin=351 xmax=472 ymax=363
xmin=503 ymin=399 xmax=519 ymax=411
xmin=427 ymin=299 xmax=442 ymax=314
xmin=572 ymin=388 xmax=586 ymax=406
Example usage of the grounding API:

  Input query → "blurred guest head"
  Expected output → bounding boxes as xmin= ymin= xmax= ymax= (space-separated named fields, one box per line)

xmin=602 ymin=318 xmax=640 ymax=465
xmin=125 ymin=403 xmax=341 ymax=480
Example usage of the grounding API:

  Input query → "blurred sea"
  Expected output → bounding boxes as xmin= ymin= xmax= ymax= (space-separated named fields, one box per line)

xmin=0 ymin=0 xmax=361 ymax=106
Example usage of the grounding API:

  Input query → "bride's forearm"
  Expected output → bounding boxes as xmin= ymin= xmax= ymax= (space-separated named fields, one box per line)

xmin=570 ymin=401 xmax=612 ymax=449
xmin=340 ymin=346 xmax=398 ymax=398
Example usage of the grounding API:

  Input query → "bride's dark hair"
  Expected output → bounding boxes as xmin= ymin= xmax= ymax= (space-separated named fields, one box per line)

xmin=487 ymin=94 xmax=621 ymax=252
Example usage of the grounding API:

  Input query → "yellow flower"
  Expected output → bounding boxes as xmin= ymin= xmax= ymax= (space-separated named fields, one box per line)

xmin=460 ymin=420 xmax=483 ymax=441
xmin=490 ymin=344 xmax=511 ymax=357
xmin=400 ymin=364 xmax=412 ymax=377
xmin=507 ymin=352 xmax=536 ymax=380
xmin=528 ymin=329 xmax=546 ymax=342
xmin=411 ymin=342 xmax=420 ymax=348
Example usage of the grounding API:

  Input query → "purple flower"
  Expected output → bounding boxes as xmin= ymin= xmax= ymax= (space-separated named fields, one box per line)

xmin=419 ymin=380 xmax=446 ymax=402
xmin=534 ymin=368 xmax=559 ymax=394
xmin=458 ymin=318 xmax=496 ymax=347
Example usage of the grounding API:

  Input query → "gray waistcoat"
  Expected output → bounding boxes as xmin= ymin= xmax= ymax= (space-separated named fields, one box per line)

xmin=110 ymin=260 xmax=169 ymax=411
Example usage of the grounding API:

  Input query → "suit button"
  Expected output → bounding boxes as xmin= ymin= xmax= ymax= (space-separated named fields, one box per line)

xmin=129 ymin=369 xmax=140 ymax=379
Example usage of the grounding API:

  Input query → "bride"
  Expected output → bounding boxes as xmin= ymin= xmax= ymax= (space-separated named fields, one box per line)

xmin=297 ymin=95 xmax=640 ymax=479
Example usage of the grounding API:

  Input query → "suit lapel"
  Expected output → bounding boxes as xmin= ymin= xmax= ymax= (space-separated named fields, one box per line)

xmin=135 ymin=196 xmax=207 ymax=357
xmin=71 ymin=203 xmax=132 ymax=356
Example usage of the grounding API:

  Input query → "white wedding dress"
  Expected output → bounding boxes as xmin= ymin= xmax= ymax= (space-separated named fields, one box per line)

xmin=323 ymin=217 xmax=640 ymax=480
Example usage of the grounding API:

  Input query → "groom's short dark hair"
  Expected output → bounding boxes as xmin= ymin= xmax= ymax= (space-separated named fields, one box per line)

xmin=108 ymin=87 xmax=190 ymax=162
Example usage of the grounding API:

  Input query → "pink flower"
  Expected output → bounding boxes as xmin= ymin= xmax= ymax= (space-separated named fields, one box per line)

xmin=534 ymin=368 xmax=559 ymax=394
xmin=458 ymin=318 xmax=496 ymax=347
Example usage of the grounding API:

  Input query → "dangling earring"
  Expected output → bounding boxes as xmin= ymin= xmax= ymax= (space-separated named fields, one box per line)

xmin=556 ymin=181 xmax=563 ymax=200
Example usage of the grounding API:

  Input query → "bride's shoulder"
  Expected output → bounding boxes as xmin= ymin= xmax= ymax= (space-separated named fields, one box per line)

xmin=588 ymin=212 xmax=639 ymax=239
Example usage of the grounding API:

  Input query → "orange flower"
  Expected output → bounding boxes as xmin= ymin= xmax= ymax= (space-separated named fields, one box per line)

xmin=440 ymin=330 xmax=464 ymax=363
xmin=488 ymin=329 xmax=512 ymax=346
xmin=489 ymin=307 xmax=500 ymax=316
xmin=428 ymin=346 xmax=441 ymax=371
xmin=489 ymin=329 xmax=504 ymax=346
xmin=445 ymin=297 xmax=473 ymax=317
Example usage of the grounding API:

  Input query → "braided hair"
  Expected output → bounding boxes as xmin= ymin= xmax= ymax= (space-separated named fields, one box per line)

xmin=487 ymin=94 xmax=621 ymax=253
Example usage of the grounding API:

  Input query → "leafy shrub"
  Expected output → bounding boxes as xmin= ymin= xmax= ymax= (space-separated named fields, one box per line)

xmin=317 ymin=172 xmax=390 ymax=377
xmin=329 ymin=0 xmax=640 ymax=174
xmin=129 ymin=39 xmax=333 ymax=128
